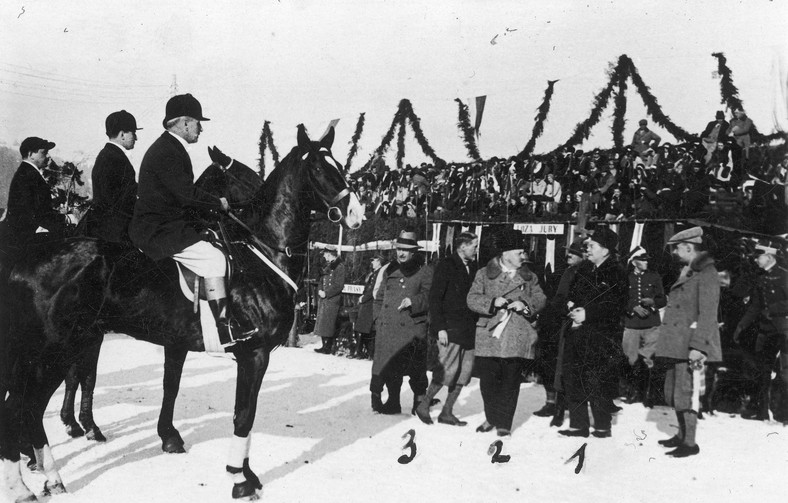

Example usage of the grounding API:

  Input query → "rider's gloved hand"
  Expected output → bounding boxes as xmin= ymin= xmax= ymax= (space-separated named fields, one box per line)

xmin=219 ymin=197 xmax=231 ymax=213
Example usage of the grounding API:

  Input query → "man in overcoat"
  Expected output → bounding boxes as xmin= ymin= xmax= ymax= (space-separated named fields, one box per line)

xmin=129 ymin=93 xmax=253 ymax=345
xmin=313 ymin=247 xmax=346 ymax=354
xmin=370 ymin=231 xmax=433 ymax=415
xmin=655 ymin=227 xmax=721 ymax=457
xmin=84 ymin=110 xmax=141 ymax=243
xmin=559 ymin=226 xmax=627 ymax=439
xmin=467 ymin=228 xmax=546 ymax=436
xmin=415 ymin=232 xmax=478 ymax=426
xmin=353 ymin=254 xmax=385 ymax=359
xmin=631 ymin=119 xmax=661 ymax=158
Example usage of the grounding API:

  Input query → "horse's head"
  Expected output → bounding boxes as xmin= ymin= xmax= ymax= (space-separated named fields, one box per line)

xmin=199 ymin=146 xmax=263 ymax=203
xmin=295 ymin=125 xmax=364 ymax=229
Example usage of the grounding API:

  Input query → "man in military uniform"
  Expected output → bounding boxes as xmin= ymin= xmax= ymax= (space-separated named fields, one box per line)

xmin=655 ymin=227 xmax=721 ymax=457
xmin=313 ymin=247 xmax=346 ymax=354
xmin=734 ymin=243 xmax=788 ymax=423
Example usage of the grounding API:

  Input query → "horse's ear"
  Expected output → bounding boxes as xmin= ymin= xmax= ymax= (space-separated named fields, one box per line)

xmin=297 ymin=124 xmax=310 ymax=150
xmin=320 ymin=126 xmax=335 ymax=149
xmin=208 ymin=146 xmax=216 ymax=161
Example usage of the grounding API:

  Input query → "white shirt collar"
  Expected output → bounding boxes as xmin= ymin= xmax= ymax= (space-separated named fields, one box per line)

xmin=23 ymin=160 xmax=45 ymax=180
xmin=167 ymin=130 xmax=191 ymax=151
xmin=106 ymin=141 xmax=132 ymax=162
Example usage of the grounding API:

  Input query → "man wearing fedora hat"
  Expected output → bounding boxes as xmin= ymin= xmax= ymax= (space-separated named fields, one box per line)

xmin=130 ymin=94 xmax=254 ymax=346
xmin=370 ymin=230 xmax=433 ymax=415
xmin=5 ymin=137 xmax=79 ymax=246
xmin=467 ymin=228 xmax=546 ymax=436
xmin=734 ymin=243 xmax=788 ymax=423
xmin=559 ymin=226 xmax=627 ymax=438
xmin=84 ymin=110 xmax=142 ymax=244
xmin=655 ymin=226 xmax=721 ymax=457
xmin=621 ymin=246 xmax=666 ymax=406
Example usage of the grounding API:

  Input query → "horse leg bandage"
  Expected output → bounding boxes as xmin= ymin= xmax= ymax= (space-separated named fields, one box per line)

xmin=226 ymin=435 xmax=248 ymax=484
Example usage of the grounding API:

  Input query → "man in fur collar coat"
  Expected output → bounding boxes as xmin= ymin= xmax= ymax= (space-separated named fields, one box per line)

xmin=467 ymin=229 xmax=546 ymax=436
xmin=370 ymin=231 xmax=433 ymax=415
xmin=655 ymin=227 xmax=721 ymax=457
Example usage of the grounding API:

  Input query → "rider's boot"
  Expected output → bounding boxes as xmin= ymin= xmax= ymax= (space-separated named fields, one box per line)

xmin=208 ymin=297 xmax=258 ymax=346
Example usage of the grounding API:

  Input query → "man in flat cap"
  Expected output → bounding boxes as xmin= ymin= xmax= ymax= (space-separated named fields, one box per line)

xmin=5 ymin=137 xmax=79 ymax=245
xmin=631 ymin=119 xmax=661 ymax=159
xmin=655 ymin=226 xmax=721 ymax=457
xmin=734 ymin=244 xmax=788 ymax=424
xmin=130 ymin=94 xmax=253 ymax=346
xmin=85 ymin=110 xmax=142 ymax=243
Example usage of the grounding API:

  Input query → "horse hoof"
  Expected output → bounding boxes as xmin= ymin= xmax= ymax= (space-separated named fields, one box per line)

xmin=162 ymin=436 xmax=186 ymax=454
xmin=64 ymin=421 xmax=85 ymax=438
xmin=231 ymin=480 xmax=260 ymax=500
xmin=42 ymin=480 xmax=67 ymax=496
xmin=85 ymin=427 xmax=107 ymax=442
xmin=243 ymin=459 xmax=263 ymax=490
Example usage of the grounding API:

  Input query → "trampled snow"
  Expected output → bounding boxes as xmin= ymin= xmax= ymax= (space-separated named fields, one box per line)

xmin=3 ymin=334 xmax=786 ymax=503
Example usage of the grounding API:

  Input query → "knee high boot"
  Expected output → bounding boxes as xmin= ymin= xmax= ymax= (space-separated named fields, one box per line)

xmin=438 ymin=385 xmax=467 ymax=426
xmin=415 ymin=381 xmax=442 ymax=424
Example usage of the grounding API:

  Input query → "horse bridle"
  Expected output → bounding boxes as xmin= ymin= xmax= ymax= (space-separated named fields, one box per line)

xmin=324 ymin=187 xmax=352 ymax=223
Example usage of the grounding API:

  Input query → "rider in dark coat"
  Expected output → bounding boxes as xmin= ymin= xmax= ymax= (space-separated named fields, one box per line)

xmin=84 ymin=110 xmax=141 ymax=244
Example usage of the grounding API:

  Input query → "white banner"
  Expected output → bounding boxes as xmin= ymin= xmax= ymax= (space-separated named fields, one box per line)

xmin=512 ymin=223 xmax=565 ymax=235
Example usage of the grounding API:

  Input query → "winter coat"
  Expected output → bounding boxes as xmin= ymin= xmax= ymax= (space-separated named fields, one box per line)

xmin=371 ymin=259 xmax=433 ymax=375
xmin=130 ymin=132 xmax=223 ymax=261
xmin=354 ymin=268 xmax=379 ymax=335
xmin=631 ymin=129 xmax=661 ymax=155
xmin=428 ymin=253 xmax=479 ymax=349
xmin=5 ymin=162 xmax=68 ymax=243
xmin=564 ymin=257 xmax=627 ymax=362
xmin=84 ymin=142 xmax=138 ymax=243
xmin=624 ymin=269 xmax=667 ymax=329
xmin=313 ymin=258 xmax=346 ymax=338
xmin=467 ymin=257 xmax=546 ymax=359
xmin=656 ymin=253 xmax=722 ymax=362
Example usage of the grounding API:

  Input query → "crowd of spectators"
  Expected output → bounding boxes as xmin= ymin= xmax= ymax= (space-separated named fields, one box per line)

xmin=352 ymin=113 xmax=788 ymax=234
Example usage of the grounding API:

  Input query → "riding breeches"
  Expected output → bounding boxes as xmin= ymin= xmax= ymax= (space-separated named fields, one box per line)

xmin=172 ymin=240 xmax=226 ymax=278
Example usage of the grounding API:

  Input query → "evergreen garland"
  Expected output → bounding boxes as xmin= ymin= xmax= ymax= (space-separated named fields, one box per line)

xmin=556 ymin=63 xmax=619 ymax=152
xmin=520 ymin=79 xmax=558 ymax=157
xmin=264 ymin=121 xmax=280 ymax=164
xmin=403 ymin=99 xmax=444 ymax=164
xmin=711 ymin=52 xmax=743 ymax=112
xmin=612 ymin=61 xmax=628 ymax=149
xmin=258 ymin=121 xmax=281 ymax=177
xmin=625 ymin=56 xmax=698 ymax=142
xmin=258 ymin=123 xmax=268 ymax=176
xmin=345 ymin=112 xmax=366 ymax=169
xmin=455 ymin=98 xmax=482 ymax=161
xmin=396 ymin=109 xmax=407 ymax=170
xmin=365 ymin=102 xmax=405 ymax=169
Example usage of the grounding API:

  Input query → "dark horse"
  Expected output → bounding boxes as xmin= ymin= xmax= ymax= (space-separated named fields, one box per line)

xmin=57 ymin=145 xmax=264 ymax=443
xmin=0 ymin=126 xmax=364 ymax=502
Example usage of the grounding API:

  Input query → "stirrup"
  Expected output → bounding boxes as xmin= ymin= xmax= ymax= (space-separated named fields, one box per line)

xmin=219 ymin=322 xmax=259 ymax=347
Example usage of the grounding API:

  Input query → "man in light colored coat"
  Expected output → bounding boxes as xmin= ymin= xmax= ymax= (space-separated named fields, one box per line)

xmin=655 ymin=227 xmax=721 ymax=458
xmin=467 ymin=228 xmax=546 ymax=436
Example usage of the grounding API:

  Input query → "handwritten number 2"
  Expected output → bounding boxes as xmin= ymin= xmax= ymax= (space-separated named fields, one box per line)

xmin=487 ymin=440 xmax=510 ymax=463
xmin=398 ymin=429 xmax=416 ymax=464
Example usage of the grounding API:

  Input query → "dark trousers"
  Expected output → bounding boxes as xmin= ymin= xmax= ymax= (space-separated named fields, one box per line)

xmin=476 ymin=357 xmax=527 ymax=430
xmin=562 ymin=328 xmax=614 ymax=431
xmin=370 ymin=339 xmax=428 ymax=398
xmin=754 ymin=318 xmax=788 ymax=418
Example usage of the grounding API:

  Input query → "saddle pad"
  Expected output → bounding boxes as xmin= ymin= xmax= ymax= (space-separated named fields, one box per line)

xmin=175 ymin=264 xmax=232 ymax=358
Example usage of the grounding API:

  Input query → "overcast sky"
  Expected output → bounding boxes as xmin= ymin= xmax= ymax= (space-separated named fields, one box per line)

xmin=1 ymin=0 xmax=786 ymax=176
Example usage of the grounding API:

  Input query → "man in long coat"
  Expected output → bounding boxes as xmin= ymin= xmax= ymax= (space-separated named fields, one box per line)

xmin=559 ymin=227 xmax=627 ymax=439
xmin=655 ymin=227 xmax=721 ymax=457
xmin=84 ymin=110 xmax=141 ymax=243
xmin=415 ymin=231 xmax=478 ymax=426
xmin=353 ymin=254 xmax=385 ymax=359
xmin=313 ymin=247 xmax=346 ymax=354
xmin=631 ymin=119 xmax=661 ymax=157
xmin=370 ymin=231 xmax=433 ymax=415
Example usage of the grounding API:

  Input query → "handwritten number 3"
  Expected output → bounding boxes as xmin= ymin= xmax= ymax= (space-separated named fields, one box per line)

xmin=487 ymin=440 xmax=510 ymax=463
xmin=398 ymin=429 xmax=416 ymax=464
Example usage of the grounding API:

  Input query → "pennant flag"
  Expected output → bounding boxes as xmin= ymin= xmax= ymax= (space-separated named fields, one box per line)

xmin=320 ymin=119 xmax=340 ymax=140
xmin=568 ymin=225 xmax=576 ymax=247
xmin=630 ymin=222 xmax=645 ymax=251
xmin=664 ymin=222 xmax=675 ymax=247
xmin=545 ymin=238 xmax=556 ymax=276
xmin=474 ymin=95 xmax=487 ymax=138
xmin=474 ymin=225 xmax=483 ymax=261
xmin=432 ymin=223 xmax=442 ymax=258
xmin=446 ymin=225 xmax=456 ymax=254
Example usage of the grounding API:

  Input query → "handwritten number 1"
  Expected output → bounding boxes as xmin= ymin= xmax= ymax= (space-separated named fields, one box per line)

xmin=398 ymin=429 xmax=416 ymax=464
xmin=565 ymin=442 xmax=587 ymax=474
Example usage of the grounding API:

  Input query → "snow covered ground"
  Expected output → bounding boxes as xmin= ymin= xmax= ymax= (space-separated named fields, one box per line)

xmin=3 ymin=334 xmax=786 ymax=503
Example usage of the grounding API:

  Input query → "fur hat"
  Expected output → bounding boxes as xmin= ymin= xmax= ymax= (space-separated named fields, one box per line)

xmin=586 ymin=226 xmax=619 ymax=252
xmin=495 ymin=228 xmax=527 ymax=253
